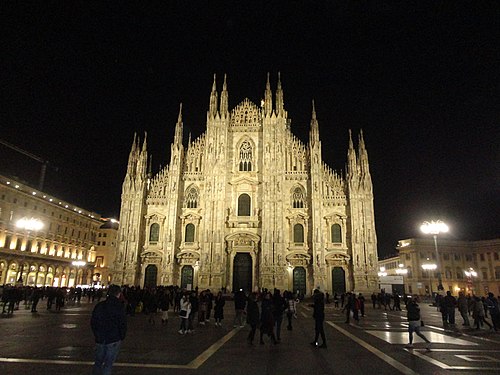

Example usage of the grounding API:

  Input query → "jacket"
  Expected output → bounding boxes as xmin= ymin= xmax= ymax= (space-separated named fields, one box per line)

xmin=91 ymin=296 xmax=127 ymax=344
xmin=407 ymin=301 xmax=421 ymax=322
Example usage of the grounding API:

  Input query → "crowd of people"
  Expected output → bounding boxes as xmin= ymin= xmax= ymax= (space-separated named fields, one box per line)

xmin=0 ymin=284 xmax=107 ymax=315
xmin=436 ymin=290 xmax=499 ymax=331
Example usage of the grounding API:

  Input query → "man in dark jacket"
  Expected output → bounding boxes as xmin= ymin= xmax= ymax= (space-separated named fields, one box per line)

xmin=310 ymin=289 xmax=327 ymax=348
xmin=405 ymin=297 xmax=431 ymax=350
xmin=91 ymin=285 xmax=127 ymax=375
xmin=246 ymin=292 xmax=260 ymax=344
xmin=441 ymin=291 xmax=457 ymax=327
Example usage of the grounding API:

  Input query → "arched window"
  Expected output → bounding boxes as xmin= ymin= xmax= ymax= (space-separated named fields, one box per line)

xmin=456 ymin=268 xmax=463 ymax=279
xmin=331 ymin=224 xmax=342 ymax=243
xmin=149 ymin=223 xmax=160 ymax=242
xmin=238 ymin=194 xmax=251 ymax=216
xmin=445 ymin=268 xmax=452 ymax=279
xmin=293 ymin=224 xmax=304 ymax=243
xmin=185 ymin=187 xmax=199 ymax=208
xmin=185 ymin=224 xmax=195 ymax=243
xmin=292 ymin=187 xmax=305 ymax=208
xmin=481 ymin=268 xmax=488 ymax=280
xmin=239 ymin=140 xmax=253 ymax=171
xmin=407 ymin=266 xmax=412 ymax=278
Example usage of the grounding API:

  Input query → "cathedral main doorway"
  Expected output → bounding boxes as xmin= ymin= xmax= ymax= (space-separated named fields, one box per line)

xmin=232 ymin=253 xmax=252 ymax=292
xmin=332 ymin=267 xmax=346 ymax=294
xmin=181 ymin=266 xmax=194 ymax=289
xmin=293 ymin=267 xmax=307 ymax=296
xmin=144 ymin=265 xmax=158 ymax=287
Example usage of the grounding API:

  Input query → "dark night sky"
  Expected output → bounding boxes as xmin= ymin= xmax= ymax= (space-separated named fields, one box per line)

xmin=1 ymin=2 xmax=498 ymax=258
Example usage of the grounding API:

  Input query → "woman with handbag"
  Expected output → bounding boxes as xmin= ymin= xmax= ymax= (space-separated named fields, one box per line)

xmin=178 ymin=293 xmax=191 ymax=335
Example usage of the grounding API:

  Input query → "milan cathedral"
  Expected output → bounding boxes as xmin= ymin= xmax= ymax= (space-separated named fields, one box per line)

xmin=113 ymin=73 xmax=379 ymax=295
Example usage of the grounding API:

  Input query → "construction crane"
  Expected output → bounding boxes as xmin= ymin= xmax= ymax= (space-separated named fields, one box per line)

xmin=0 ymin=139 xmax=57 ymax=191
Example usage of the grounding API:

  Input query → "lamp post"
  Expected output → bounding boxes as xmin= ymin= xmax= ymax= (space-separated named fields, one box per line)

xmin=15 ymin=217 xmax=44 ymax=284
xmin=420 ymin=220 xmax=448 ymax=291
xmin=464 ymin=267 xmax=477 ymax=295
xmin=422 ymin=263 xmax=437 ymax=296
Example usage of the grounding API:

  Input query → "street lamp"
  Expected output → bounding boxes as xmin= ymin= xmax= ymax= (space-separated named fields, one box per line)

xmin=15 ymin=217 xmax=44 ymax=284
xmin=421 ymin=263 xmax=437 ymax=296
xmin=464 ymin=267 xmax=477 ymax=295
xmin=378 ymin=266 xmax=387 ymax=277
xmin=396 ymin=264 xmax=408 ymax=275
xmin=420 ymin=220 xmax=448 ymax=291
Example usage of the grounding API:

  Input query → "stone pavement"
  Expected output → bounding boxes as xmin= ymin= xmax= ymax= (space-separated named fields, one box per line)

xmin=1 ymin=298 xmax=499 ymax=374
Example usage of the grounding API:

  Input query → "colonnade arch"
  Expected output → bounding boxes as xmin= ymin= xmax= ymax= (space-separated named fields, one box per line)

xmin=0 ymin=258 xmax=90 ymax=287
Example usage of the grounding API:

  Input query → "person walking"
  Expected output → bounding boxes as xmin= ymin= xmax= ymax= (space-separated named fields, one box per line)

xmin=158 ymin=289 xmax=170 ymax=325
xmin=342 ymin=292 xmax=353 ymax=323
xmin=272 ymin=289 xmax=286 ymax=342
xmin=233 ymin=289 xmax=246 ymax=328
xmin=472 ymin=296 xmax=493 ymax=330
xmin=178 ymin=293 xmax=191 ymax=334
xmin=405 ymin=297 xmax=431 ymax=350
xmin=285 ymin=291 xmax=298 ymax=330
xmin=246 ymin=292 xmax=260 ymax=345
xmin=485 ymin=292 xmax=500 ymax=331
xmin=91 ymin=285 xmax=127 ymax=375
xmin=213 ymin=291 xmax=225 ymax=327
xmin=371 ymin=292 xmax=377 ymax=309
xmin=310 ymin=289 xmax=327 ymax=348
xmin=441 ymin=291 xmax=457 ymax=327
xmin=260 ymin=292 xmax=277 ymax=345
xmin=457 ymin=291 xmax=470 ymax=327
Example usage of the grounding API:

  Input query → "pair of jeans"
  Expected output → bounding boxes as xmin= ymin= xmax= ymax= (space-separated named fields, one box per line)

xmin=93 ymin=340 xmax=121 ymax=375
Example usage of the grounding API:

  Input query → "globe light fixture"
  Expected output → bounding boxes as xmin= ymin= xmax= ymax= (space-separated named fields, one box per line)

xmin=377 ymin=266 xmax=387 ymax=277
xmin=420 ymin=220 xmax=448 ymax=291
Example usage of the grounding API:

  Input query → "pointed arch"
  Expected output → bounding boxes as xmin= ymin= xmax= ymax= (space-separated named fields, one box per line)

xmin=184 ymin=185 xmax=199 ymax=208
xmin=291 ymin=185 xmax=306 ymax=208
xmin=237 ymin=137 xmax=255 ymax=171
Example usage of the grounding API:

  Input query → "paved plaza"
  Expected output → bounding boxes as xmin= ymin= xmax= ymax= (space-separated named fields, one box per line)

xmin=1 ymin=298 xmax=499 ymax=375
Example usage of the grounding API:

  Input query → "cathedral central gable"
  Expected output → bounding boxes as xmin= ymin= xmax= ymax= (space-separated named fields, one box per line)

xmin=230 ymin=98 xmax=262 ymax=130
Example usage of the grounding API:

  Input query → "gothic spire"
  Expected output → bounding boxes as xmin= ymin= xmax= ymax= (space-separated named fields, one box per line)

xmin=309 ymin=99 xmax=320 ymax=145
xmin=219 ymin=74 xmax=228 ymax=117
xmin=275 ymin=72 xmax=284 ymax=116
xmin=209 ymin=73 xmax=218 ymax=117
xmin=174 ymin=103 xmax=183 ymax=146
xmin=358 ymin=129 xmax=370 ymax=177
xmin=141 ymin=131 xmax=147 ymax=152
xmin=136 ymin=132 xmax=148 ymax=179
xmin=126 ymin=133 xmax=138 ymax=177
xmin=264 ymin=72 xmax=272 ymax=116
xmin=347 ymin=129 xmax=358 ymax=179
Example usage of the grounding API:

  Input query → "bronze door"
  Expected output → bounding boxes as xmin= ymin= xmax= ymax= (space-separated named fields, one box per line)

xmin=232 ymin=253 xmax=252 ymax=292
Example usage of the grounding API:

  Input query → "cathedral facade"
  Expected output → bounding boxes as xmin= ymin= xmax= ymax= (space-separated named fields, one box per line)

xmin=113 ymin=74 xmax=379 ymax=295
